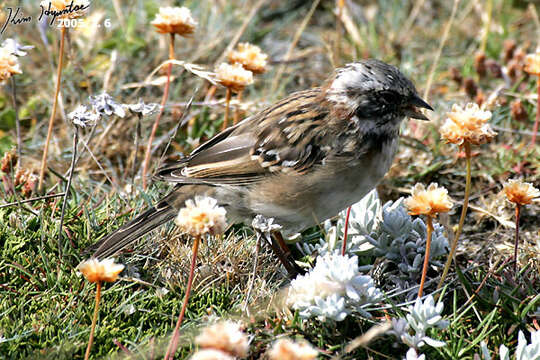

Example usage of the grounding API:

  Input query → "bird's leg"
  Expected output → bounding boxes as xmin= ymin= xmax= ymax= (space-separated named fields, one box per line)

xmin=270 ymin=230 xmax=305 ymax=278
xmin=251 ymin=215 xmax=305 ymax=279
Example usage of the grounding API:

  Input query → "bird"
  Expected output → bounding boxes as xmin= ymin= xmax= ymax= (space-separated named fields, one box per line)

xmin=88 ymin=59 xmax=432 ymax=260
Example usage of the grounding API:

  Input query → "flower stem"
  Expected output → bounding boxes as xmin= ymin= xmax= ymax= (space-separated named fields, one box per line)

xmin=437 ymin=141 xmax=472 ymax=291
xmin=513 ymin=204 xmax=521 ymax=274
xmin=233 ymin=89 xmax=243 ymax=125
xmin=164 ymin=236 xmax=200 ymax=360
xmin=221 ymin=88 xmax=232 ymax=131
xmin=341 ymin=206 xmax=352 ymax=256
xmin=39 ymin=26 xmax=66 ymax=192
xmin=531 ymin=75 xmax=540 ymax=146
xmin=58 ymin=126 xmax=78 ymax=257
xmin=131 ymin=114 xmax=142 ymax=187
xmin=84 ymin=281 xmax=102 ymax=360
xmin=142 ymin=33 xmax=175 ymax=190
xmin=418 ymin=215 xmax=434 ymax=298
xmin=10 ymin=77 xmax=21 ymax=170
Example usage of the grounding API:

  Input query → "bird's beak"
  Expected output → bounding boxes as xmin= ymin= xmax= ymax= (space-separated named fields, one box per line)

xmin=405 ymin=95 xmax=433 ymax=121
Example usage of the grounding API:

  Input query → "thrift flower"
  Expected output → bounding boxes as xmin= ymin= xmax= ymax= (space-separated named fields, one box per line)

xmin=151 ymin=7 xmax=197 ymax=36
xmin=0 ymin=47 xmax=22 ymax=82
xmin=195 ymin=321 xmax=248 ymax=358
xmin=405 ymin=183 xmax=453 ymax=217
xmin=78 ymin=258 xmax=124 ymax=283
xmin=228 ymin=43 xmax=268 ymax=74
xmin=440 ymin=103 xmax=496 ymax=146
xmin=175 ymin=196 xmax=227 ymax=237
xmin=215 ymin=63 xmax=254 ymax=93
xmin=503 ymin=179 xmax=540 ymax=206
xmin=268 ymin=338 xmax=318 ymax=360
xmin=189 ymin=349 xmax=235 ymax=360
xmin=524 ymin=51 xmax=540 ymax=76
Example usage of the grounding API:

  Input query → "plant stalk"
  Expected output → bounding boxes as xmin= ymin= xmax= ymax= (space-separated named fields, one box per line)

xmin=531 ymin=76 xmax=540 ymax=146
xmin=84 ymin=281 xmax=102 ymax=360
xmin=233 ymin=89 xmax=243 ymax=125
xmin=164 ymin=236 xmax=200 ymax=360
xmin=221 ymin=88 xmax=232 ymax=131
xmin=513 ymin=204 xmax=521 ymax=274
xmin=437 ymin=141 xmax=472 ymax=290
xmin=39 ymin=26 xmax=66 ymax=191
xmin=418 ymin=215 xmax=434 ymax=298
xmin=10 ymin=77 xmax=21 ymax=170
xmin=142 ymin=33 xmax=175 ymax=189
xmin=58 ymin=126 xmax=78 ymax=257
xmin=341 ymin=206 xmax=352 ymax=256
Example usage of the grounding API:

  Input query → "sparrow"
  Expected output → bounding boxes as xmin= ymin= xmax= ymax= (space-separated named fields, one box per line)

xmin=88 ymin=59 xmax=432 ymax=259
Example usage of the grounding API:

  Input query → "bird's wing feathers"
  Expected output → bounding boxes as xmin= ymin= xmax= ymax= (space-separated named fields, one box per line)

xmin=156 ymin=88 xmax=344 ymax=185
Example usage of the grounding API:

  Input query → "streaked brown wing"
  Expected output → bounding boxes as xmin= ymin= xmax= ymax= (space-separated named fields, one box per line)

xmin=155 ymin=88 xmax=342 ymax=185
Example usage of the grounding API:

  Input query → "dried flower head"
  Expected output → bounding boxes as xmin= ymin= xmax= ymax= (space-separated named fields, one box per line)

xmin=68 ymin=105 xmax=100 ymax=128
xmin=195 ymin=321 xmax=248 ymax=358
xmin=474 ymin=52 xmax=487 ymax=78
xmin=189 ymin=349 xmax=235 ymax=360
xmin=39 ymin=0 xmax=90 ymax=21
xmin=405 ymin=183 xmax=453 ymax=217
xmin=151 ymin=7 xmax=197 ymax=36
xmin=228 ymin=43 xmax=268 ymax=74
xmin=524 ymin=50 xmax=540 ymax=76
xmin=510 ymin=99 xmax=529 ymax=122
xmin=14 ymin=169 xmax=37 ymax=198
xmin=1 ymin=149 xmax=18 ymax=173
xmin=440 ymin=103 xmax=497 ymax=146
xmin=78 ymin=258 xmax=124 ymax=283
xmin=268 ymin=338 xmax=318 ymax=360
xmin=127 ymin=99 xmax=159 ymax=116
xmin=215 ymin=63 xmax=254 ymax=93
xmin=89 ymin=93 xmax=126 ymax=118
xmin=463 ymin=78 xmax=478 ymax=99
xmin=0 ymin=47 xmax=22 ymax=82
xmin=503 ymin=179 xmax=540 ymax=206
xmin=175 ymin=196 xmax=227 ymax=237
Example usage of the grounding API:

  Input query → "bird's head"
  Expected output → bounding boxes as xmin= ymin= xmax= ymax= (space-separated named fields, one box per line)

xmin=326 ymin=59 xmax=433 ymax=122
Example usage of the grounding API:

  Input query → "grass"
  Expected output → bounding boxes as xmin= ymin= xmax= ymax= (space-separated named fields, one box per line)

xmin=1 ymin=0 xmax=539 ymax=359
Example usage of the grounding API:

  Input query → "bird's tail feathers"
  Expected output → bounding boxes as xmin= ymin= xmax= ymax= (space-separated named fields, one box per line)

xmin=86 ymin=199 xmax=177 ymax=259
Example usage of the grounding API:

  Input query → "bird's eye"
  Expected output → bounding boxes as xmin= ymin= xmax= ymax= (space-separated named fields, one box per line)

xmin=379 ymin=91 xmax=400 ymax=104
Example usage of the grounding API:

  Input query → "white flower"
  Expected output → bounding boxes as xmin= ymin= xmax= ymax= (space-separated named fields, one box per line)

xmin=89 ymin=93 xmax=126 ymax=117
xmin=404 ymin=348 xmax=426 ymax=360
xmin=252 ymin=215 xmax=282 ymax=234
xmin=407 ymin=296 xmax=449 ymax=333
xmin=287 ymin=253 xmax=382 ymax=321
xmin=1 ymin=38 xmax=33 ymax=57
xmin=395 ymin=295 xmax=448 ymax=348
xmin=68 ymin=105 xmax=100 ymax=127
xmin=175 ymin=196 xmax=227 ymax=237
xmin=515 ymin=330 xmax=540 ymax=360
xmin=480 ymin=330 xmax=539 ymax=360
